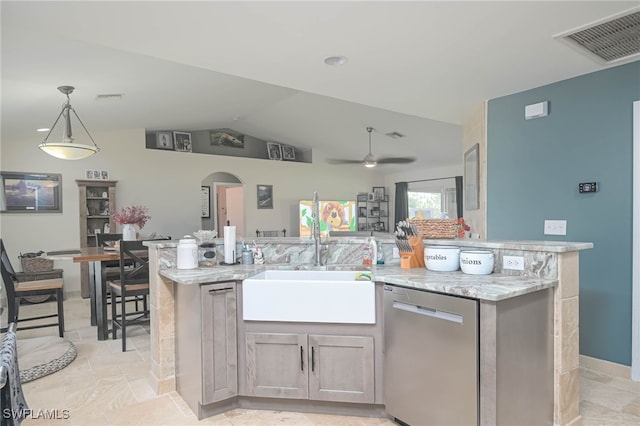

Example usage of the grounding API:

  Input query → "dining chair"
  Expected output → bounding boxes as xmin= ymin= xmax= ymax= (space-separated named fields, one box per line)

xmin=0 ymin=239 xmax=65 ymax=337
xmin=107 ymin=240 xmax=149 ymax=351
xmin=97 ymin=233 xmax=149 ymax=313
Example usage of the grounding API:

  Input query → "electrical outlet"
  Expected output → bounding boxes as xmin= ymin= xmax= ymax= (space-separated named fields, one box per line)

xmin=392 ymin=247 xmax=400 ymax=259
xmin=544 ymin=220 xmax=567 ymax=236
xmin=503 ymin=255 xmax=524 ymax=271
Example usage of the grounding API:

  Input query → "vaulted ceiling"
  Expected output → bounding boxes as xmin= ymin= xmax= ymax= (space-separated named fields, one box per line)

xmin=2 ymin=1 xmax=637 ymax=172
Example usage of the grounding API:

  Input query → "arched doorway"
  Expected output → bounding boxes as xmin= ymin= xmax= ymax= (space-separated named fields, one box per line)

xmin=201 ymin=172 xmax=245 ymax=237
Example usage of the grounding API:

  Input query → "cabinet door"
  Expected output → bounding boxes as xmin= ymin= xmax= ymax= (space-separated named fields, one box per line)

xmin=245 ymin=333 xmax=308 ymax=399
xmin=308 ymin=335 xmax=375 ymax=403
xmin=201 ymin=283 xmax=237 ymax=404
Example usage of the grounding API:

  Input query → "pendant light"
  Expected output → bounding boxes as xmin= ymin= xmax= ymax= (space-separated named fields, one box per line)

xmin=39 ymin=86 xmax=100 ymax=160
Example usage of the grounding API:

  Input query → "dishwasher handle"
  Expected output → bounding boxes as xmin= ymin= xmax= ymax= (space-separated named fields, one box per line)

xmin=392 ymin=301 xmax=463 ymax=324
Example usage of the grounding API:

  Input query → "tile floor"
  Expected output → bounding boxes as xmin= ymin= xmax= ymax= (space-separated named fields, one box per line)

xmin=9 ymin=296 xmax=640 ymax=425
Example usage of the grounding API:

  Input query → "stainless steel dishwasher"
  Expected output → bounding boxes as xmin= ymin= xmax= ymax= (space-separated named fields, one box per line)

xmin=384 ymin=284 xmax=478 ymax=426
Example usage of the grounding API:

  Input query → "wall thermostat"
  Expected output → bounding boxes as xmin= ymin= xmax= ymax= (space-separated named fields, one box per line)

xmin=579 ymin=182 xmax=598 ymax=193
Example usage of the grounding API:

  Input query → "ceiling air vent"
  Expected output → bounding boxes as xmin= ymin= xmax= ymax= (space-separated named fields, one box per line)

xmin=96 ymin=93 xmax=124 ymax=101
xmin=556 ymin=8 xmax=640 ymax=64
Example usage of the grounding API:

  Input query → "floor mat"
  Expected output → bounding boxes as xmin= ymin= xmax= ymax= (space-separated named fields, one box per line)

xmin=17 ymin=336 xmax=76 ymax=383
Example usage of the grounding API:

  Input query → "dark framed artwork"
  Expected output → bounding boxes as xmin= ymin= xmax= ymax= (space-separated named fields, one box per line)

xmin=156 ymin=131 xmax=174 ymax=150
xmin=464 ymin=143 xmax=479 ymax=210
xmin=173 ymin=131 xmax=192 ymax=152
xmin=282 ymin=145 xmax=295 ymax=160
xmin=267 ymin=142 xmax=282 ymax=160
xmin=201 ymin=186 xmax=210 ymax=218
xmin=0 ymin=171 xmax=62 ymax=213
xmin=372 ymin=186 xmax=385 ymax=201
xmin=257 ymin=184 xmax=273 ymax=209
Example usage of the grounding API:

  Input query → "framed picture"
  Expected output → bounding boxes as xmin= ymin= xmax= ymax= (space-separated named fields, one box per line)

xmin=372 ymin=186 xmax=385 ymax=201
xmin=257 ymin=184 xmax=273 ymax=209
xmin=85 ymin=170 xmax=95 ymax=180
xmin=100 ymin=170 xmax=110 ymax=180
xmin=173 ymin=131 xmax=192 ymax=152
xmin=282 ymin=145 xmax=295 ymax=161
xmin=267 ymin=142 xmax=282 ymax=160
xmin=201 ymin=186 xmax=210 ymax=218
xmin=210 ymin=129 xmax=245 ymax=148
xmin=0 ymin=171 xmax=62 ymax=213
xmin=464 ymin=143 xmax=480 ymax=210
xmin=156 ymin=131 xmax=174 ymax=150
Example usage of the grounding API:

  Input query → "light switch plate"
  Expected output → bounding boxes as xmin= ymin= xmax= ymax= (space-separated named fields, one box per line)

xmin=544 ymin=220 xmax=567 ymax=236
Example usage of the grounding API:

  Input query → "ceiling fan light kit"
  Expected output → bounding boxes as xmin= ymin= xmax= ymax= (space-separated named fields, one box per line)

xmin=327 ymin=126 xmax=416 ymax=167
xmin=39 ymin=86 xmax=100 ymax=160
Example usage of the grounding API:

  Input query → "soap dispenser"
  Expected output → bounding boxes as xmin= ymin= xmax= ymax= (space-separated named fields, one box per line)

xmin=376 ymin=240 xmax=385 ymax=265
xmin=369 ymin=237 xmax=377 ymax=266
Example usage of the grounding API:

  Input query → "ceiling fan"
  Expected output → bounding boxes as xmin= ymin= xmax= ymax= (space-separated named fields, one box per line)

xmin=327 ymin=127 xmax=416 ymax=168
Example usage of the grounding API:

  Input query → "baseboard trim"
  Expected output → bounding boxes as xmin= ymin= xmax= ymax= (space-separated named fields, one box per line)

xmin=65 ymin=290 xmax=81 ymax=300
xmin=580 ymin=354 xmax=631 ymax=380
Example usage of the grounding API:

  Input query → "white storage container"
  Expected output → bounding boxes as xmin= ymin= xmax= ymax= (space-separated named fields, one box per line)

xmin=424 ymin=246 xmax=461 ymax=272
xmin=459 ymin=250 xmax=494 ymax=275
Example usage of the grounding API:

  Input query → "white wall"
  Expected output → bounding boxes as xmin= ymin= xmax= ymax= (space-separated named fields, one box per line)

xmin=0 ymin=128 xmax=381 ymax=293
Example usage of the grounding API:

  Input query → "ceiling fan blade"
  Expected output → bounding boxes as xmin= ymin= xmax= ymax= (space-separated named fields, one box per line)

xmin=376 ymin=157 xmax=416 ymax=164
xmin=326 ymin=158 xmax=364 ymax=164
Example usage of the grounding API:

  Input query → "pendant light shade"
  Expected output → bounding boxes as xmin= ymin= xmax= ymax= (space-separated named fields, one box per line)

xmin=39 ymin=86 xmax=100 ymax=160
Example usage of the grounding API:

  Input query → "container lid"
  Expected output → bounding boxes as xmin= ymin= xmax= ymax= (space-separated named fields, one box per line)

xmin=179 ymin=236 xmax=197 ymax=244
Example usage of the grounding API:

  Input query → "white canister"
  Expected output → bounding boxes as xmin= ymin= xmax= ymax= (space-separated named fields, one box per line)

xmin=424 ymin=246 xmax=460 ymax=272
xmin=459 ymin=250 xmax=495 ymax=275
xmin=177 ymin=236 xmax=198 ymax=269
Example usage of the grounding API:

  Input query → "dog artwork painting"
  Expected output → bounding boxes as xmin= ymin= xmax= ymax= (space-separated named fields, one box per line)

xmin=210 ymin=129 xmax=245 ymax=148
xmin=298 ymin=199 xmax=357 ymax=237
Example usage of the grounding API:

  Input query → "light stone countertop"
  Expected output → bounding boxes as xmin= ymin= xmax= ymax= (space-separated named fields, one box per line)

xmin=147 ymin=237 xmax=592 ymax=253
xmin=159 ymin=264 xmax=557 ymax=302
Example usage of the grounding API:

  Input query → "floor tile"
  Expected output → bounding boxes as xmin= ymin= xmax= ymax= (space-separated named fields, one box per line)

xmin=11 ymin=296 xmax=640 ymax=425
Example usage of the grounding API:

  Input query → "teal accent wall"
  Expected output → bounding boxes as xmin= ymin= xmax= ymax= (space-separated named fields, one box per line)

xmin=487 ymin=61 xmax=640 ymax=366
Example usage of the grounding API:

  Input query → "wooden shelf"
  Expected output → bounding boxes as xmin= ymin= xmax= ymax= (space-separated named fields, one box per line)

xmin=77 ymin=180 xmax=117 ymax=298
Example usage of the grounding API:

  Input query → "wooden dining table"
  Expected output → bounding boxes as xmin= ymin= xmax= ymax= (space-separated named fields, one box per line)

xmin=46 ymin=247 xmax=122 ymax=340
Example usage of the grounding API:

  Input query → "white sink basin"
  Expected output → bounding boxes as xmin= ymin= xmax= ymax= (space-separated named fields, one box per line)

xmin=243 ymin=270 xmax=375 ymax=324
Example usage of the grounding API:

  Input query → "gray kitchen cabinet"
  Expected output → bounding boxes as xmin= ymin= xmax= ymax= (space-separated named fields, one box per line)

xmin=245 ymin=332 xmax=374 ymax=404
xmin=308 ymin=334 xmax=374 ymax=403
xmin=201 ymin=282 xmax=238 ymax=404
xmin=245 ymin=332 xmax=308 ymax=399
xmin=175 ymin=281 xmax=238 ymax=417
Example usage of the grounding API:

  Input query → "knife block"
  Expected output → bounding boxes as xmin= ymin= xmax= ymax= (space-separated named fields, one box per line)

xmin=400 ymin=236 xmax=425 ymax=269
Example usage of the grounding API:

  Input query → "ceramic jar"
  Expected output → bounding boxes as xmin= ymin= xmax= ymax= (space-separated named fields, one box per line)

xmin=424 ymin=246 xmax=460 ymax=271
xmin=177 ymin=236 xmax=198 ymax=269
xmin=459 ymin=250 xmax=495 ymax=275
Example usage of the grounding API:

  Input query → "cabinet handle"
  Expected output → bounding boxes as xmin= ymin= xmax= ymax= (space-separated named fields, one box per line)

xmin=311 ymin=347 xmax=315 ymax=372
xmin=208 ymin=287 xmax=233 ymax=293
xmin=300 ymin=346 xmax=304 ymax=371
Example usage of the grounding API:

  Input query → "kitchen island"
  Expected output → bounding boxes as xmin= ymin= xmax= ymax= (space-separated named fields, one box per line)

xmin=145 ymin=237 xmax=591 ymax=425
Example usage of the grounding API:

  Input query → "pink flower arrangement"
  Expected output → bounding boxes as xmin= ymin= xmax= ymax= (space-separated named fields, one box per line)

xmin=112 ymin=205 xmax=150 ymax=228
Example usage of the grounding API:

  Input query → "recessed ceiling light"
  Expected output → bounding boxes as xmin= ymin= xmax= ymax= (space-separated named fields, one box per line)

xmin=37 ymin=128 xmax=50 ymax=132
xmin=323 ymin=55 xmax=348 ymax=66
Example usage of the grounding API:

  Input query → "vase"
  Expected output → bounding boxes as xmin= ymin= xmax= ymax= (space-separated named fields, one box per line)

xmin=122 ymin=224 xmax=137 ymax=241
